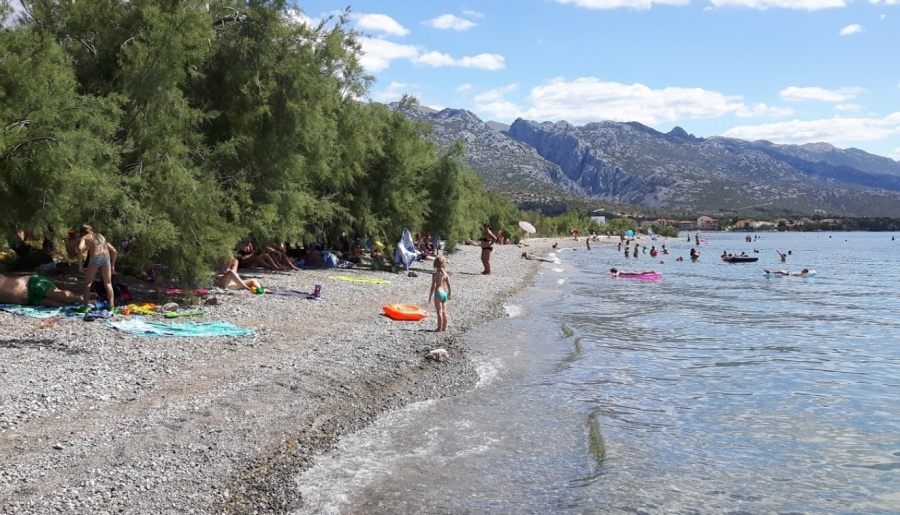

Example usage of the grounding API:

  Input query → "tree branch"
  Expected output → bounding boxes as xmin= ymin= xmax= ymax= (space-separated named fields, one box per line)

xmin=3 ymin=137 xmax=58 ymax=160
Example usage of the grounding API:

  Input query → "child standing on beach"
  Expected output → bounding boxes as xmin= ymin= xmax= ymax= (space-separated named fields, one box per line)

xmin=428 ymin=256 xmax=452 ymax=332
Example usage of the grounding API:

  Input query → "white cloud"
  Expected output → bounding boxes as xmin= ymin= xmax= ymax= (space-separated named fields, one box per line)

xmin=355 ymin=13 xmax=409 ymax=37
xmin=472 ymin=85 xmax=525 ymax=120
xmin=474 ymin=100 xmax=524 ymax=122
xmin=2 ymin=0 xmax=24 ymax=27
xmin=285 ymin=9 xmax=316 ymax=27
xmin=415 ymin=52 xmax=505 ymax=70
xmin=474 ymin=84 xmax=520 ymax=103
xmin=357 ymin=38 xmax=505 ymax=72
xmin=463 ymin=10 xmax=486 ymax=18
xmin=477 ymin=77 xmax=791 ymax=126
xmin=423 ymin=14 xmax=477 ymax=31
xmin=370 ymin=81 xmax=421 ymax=103
xmin=358 ymin=37 xmax=419 ymax=72
xmin=879 ymin=14 xmax=887 ymax=19
xmin=556 ymin=0 xmax=846 ymax=8
xmin=835 ymin=103 xmax=862 ymax=112
xmin=456 ymin=83 xmax=473 ymax=93
xmin=723 ymin=113 xmax=900 ymax=147
xmin=780 ymin=86 xmax=864 ymax=102
xmin=869 ymin=0 xmax=899 ymax=4
xmin=554 ymin=0 xmax=690 ymax=9
xmin=839 ymin=23 xmax=864 ymax=35
xmin=709 ymin=0 xmax=847 ymax=9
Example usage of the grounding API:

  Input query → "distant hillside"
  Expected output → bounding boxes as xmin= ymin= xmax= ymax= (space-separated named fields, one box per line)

xmin=393 ymin=103 xmax=900 ymax=217
xmin=394 ymin=104 xmax=586 ymax=205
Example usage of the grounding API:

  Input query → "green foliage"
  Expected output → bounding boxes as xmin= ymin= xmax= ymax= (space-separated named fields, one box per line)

xmin=601 ymin=217 xmax=640 ymax=235
xmin=650 ymin=225 xmax=679 ymax=238
xmin=0 ymin=22 xmax=123 ymax=243
xmin=9 ymin=1 xmax=756 ymax=283
xmin=1 ymin=3 xmax=469 ymax=282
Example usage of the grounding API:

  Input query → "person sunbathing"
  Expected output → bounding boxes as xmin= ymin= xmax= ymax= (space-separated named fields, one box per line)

xmin=521 ymin=251 xmax=554 ymax=263
xmin=234 ymin=240 xmax=282 ymax=270
xmin=0 ymin=273 xmax=83 ymax=307
xmin=213 ymin=259 xmax=262 ymax=291
xmin=265 ymin=240 xmax=301 ymax=271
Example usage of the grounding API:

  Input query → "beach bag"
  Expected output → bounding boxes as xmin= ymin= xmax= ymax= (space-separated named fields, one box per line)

xmin=91 ymin=281 xmax=132 ymax=303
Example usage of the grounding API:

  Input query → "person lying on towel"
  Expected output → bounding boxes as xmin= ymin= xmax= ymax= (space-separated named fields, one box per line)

xmin=0 ymin=274 xmax=84 ymax=307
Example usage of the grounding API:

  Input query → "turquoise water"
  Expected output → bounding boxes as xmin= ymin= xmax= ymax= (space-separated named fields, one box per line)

xmin=296 ymin=232 xmax=900 ymax=514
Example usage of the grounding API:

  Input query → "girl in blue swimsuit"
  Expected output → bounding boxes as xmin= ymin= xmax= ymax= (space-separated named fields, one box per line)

xmin=428 ymin=256 xmax=452 ymax=332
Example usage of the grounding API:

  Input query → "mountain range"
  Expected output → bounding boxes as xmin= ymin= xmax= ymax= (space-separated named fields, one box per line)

xmin=395 ymin=103 xmax=900 ymax=218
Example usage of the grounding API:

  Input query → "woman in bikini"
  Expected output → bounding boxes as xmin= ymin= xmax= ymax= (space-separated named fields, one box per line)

xmin=78 ymin=224 xmax=117 ymax=308
xmin=480 ymin=223 xmax=497 ymax=275
xmin=213 ymin=257 xmax=262 ymax=291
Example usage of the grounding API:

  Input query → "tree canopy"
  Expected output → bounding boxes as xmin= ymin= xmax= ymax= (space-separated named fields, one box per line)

xmin=0 ymin=1 xmax=521 ymax=280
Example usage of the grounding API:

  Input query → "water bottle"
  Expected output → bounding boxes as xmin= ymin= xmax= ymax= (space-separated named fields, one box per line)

xmin=314 ymin=284 xmax=321 ymax=299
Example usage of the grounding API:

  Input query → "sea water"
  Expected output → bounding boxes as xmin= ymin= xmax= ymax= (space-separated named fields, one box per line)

xmin=295 ymin=232 xmax=900 ymax=514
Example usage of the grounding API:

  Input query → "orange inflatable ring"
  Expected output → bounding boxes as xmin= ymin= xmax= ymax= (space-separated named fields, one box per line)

xmin=382 ymin=304 xmax=429 ymax=321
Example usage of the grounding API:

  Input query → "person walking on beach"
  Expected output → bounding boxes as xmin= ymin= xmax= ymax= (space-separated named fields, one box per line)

xmin=429 ymin=256 xmax=452 ymax=332
xmin=480 ymin=223 xmax=497 ymax=275
xmin=78 ymin=224 xmax=117 ymax=308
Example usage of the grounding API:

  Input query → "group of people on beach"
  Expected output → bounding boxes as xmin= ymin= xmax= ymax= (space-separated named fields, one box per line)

xmin=0 ymin=224 xmax=117 ymax=308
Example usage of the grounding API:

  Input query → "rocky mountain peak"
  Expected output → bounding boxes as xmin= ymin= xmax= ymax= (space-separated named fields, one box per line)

xmin=398 ymin=104 xmax=900 ymax=216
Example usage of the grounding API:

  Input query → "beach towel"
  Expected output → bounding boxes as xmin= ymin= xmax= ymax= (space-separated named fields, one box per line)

xmin=165 ymin=288 xmax=210 ymax=296
xmin=105 ymin=317 xmax=255 ymax=337
xmin=394 ymin=227 xmax=416 ymax=270
xmin=328 ymin=275 xmax=390 ymax=284
xmin=84 ymin=310 xmax=114 ymax=322
xmin=0 ymin=304 xmax=80 ymax=320
xmin=266 ymin=289 xmax=309 ymax=298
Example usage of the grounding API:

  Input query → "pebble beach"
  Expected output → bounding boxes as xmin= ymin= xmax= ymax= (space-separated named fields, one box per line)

xmin=0 ymin=239 xmax=560 ymax=513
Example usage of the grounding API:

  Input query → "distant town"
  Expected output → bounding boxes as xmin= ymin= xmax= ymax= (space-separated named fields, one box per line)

xmin=590 ymin=212 xmax=900 ymax=232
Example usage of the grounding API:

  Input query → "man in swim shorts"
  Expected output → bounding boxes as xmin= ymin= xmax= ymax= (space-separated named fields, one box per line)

xmin=0 ymin=274 xmax=83 ymax=307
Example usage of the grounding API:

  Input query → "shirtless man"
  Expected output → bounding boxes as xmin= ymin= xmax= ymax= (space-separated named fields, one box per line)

xmin=0 ymin=274 xmax=83 ymax=307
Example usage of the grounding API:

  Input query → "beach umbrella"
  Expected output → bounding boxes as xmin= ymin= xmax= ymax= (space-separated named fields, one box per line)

xmin=518 ymin=220 xmax=536 ymax=245
xmin=625 ymin=229 xmax=634 ymax=237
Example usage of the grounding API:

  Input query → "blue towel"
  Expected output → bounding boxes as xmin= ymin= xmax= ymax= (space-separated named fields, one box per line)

xmin=84 ymin=310 xmax=113 ymax=322
xmin=105 ymin=317 xmax=255 ymax=337
xmin=0 ymin=304 xmax=80 ymax=320
xmin=267 ymin=289 xmax=310 ymax=298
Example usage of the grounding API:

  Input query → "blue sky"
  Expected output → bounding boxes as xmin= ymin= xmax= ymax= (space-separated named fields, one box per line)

xmin=296 ymin=0 xmax=900 ymax=161
xmin=5 ymin=1 xmax=897 ymax=160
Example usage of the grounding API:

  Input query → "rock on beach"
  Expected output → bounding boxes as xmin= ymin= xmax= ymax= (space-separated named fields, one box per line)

xmin=0 ymin=239 xmax=569 ymax=513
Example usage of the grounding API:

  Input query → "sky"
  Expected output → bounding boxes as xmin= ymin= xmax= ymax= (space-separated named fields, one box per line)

xmin=4 ymin=0 xmax=898 ymax=160
xmin=295 ymin=0 xmax=900 ymax=161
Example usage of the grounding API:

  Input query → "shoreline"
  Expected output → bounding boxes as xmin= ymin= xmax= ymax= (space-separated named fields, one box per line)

xmin=0 ymin=238 xmax=575 ymax=513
